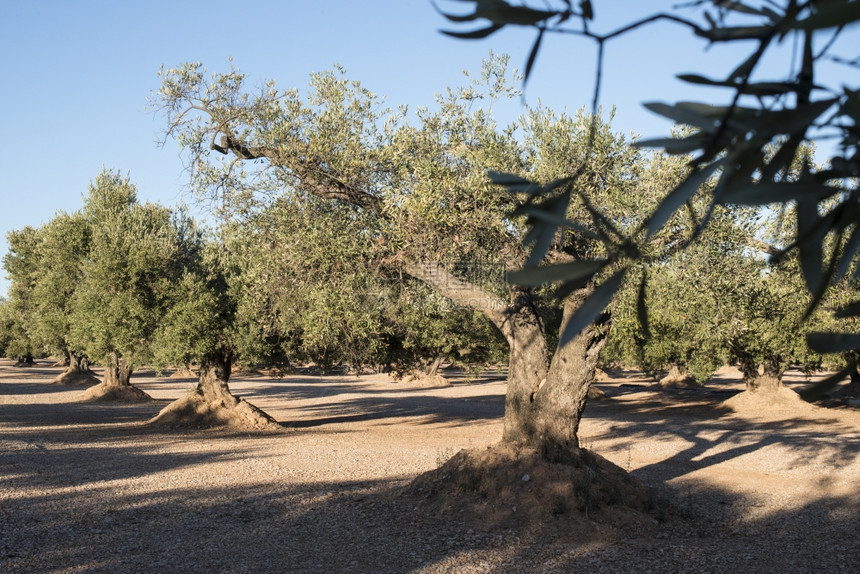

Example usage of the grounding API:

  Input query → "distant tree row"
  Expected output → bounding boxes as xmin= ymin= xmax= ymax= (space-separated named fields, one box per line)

xmin=0 ymin=169 xmax=505 ymax=422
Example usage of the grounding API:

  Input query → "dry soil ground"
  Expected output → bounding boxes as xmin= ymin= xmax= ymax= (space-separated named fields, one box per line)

xmin=1 ymin=360 xmax=858 ymax=573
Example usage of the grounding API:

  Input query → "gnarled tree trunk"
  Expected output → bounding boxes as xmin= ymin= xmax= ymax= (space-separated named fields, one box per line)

xmin=737 ymin=351 xmax=785 ymax=392
xmin=52 ymin=352 xmax=97 ymax=385
xmin=103 ymin=352 xmax=132 ymax=387
xmin=424 ymin=355 xmax=444 ymax=377
xmin=405 ymin=262 xmax=607 ymax=461
xmin=513 ymin=287 xmax=609 ymax=462
xmin=499 ymin=297 xmax=549 ymax=445
xmin=196 ymin=351 xmax=239 ymax=406
xmin=78 ymin=351 xmax=150 ymax=402
xmin=149 ymin=350 xmax=278 ymax=430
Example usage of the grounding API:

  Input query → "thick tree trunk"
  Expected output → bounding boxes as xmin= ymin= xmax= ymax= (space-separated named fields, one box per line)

xmin=195 ymin=351 xmax=239 ymax=406
xmin=53 ymin=352 xmax=97 ymax=385
xmin=424 ymin=355 xmax=444 ymax=377
xmin=500 ymin=295 xmax=550 ymax=445
xmin=520 ymin=288 xmax=609 ymax=462
xmin=404 ymin=262 xmax=608 ymax=462
xmin=69 ymin=353 xmax=91 ymax=373
xmin=665 ymin=364 xmax=688 ymax=381
xmin=103 ymin=352 xmax=132 ymax=387
xmin=737 ymin=352 xmax=784 ymax=392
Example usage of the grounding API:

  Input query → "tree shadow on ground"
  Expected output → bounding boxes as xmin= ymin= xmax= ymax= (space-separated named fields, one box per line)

xmin=280 ymin=393 xmax=505 ymax=429
xmin=0 ymin=401 xmax=171 ymax=428
xmin=483 ymin=487 xmax=860 ymax=573
xmin=2 ymin=370 xmax=858 ymax=572
xmin=583 ymin=382 xmax=859 ymax=483
xmin=2 ymin=437 xmax=857 ymax=573
xmin=0 ymin=382 xmax=87 ymax=397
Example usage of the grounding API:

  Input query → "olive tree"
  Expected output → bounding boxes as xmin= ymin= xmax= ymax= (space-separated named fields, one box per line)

xmin=155 ymin=56 xmax=682 ymax=460
xmin=605 ymin=204 xmax=821 ymax=390
xmin=68 ymin=170 xmax=184 ymax=397
xmin=1 ymin=226 xmax=42 ymax=365
xmin=148 ymin=221 xmax=279 ymax=429
xmin=31 ymin=211 xmax=97 ymax=384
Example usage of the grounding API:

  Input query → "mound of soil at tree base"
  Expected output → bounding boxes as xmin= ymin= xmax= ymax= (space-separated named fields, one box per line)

xmin=658 ymin=373 xmax=700 ymax=389
xmin=168 ymin=367 xmax=198 ymax=379
xmin=400 ymin=371 xmax=451 ymax=388
xmin=148 ymin=390 xmax=282 ymax=431
xmin=51 ymin=369 xmax=100 ymax=386
xmin=76 ymin=382 xmax=153 ymax=403
xmin=587 ymin=385 xmax=607 ymax=400
xmin=721 ymin=386 xmax=818 ymax=415
xmin=406 ymin=443 xmax=671 ymax=537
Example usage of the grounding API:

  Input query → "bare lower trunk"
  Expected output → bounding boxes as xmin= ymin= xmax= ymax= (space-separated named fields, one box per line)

xmin=103 ymin=353 xmax=132 ymax=387
xmin=425 ymin=356 xmax=444 ymax=377
xmin=69 ymin=353 xmax=91 ymax=373
xmin=738 ymin=352 xmax=784 ymax=392
xmin=501 ymin=298 xmax=550 ymax=445
xmin=403 ymin=262 xmax=608 ymax=462
xmin=502 ymin=288 xmax=609 ymax=462
xmin=666 ymin=364 xmax=688 ymax=381
xmin=528 ymin=289 xmax=608 ymax=461
xmin=53 ymin=352 xmax=96 ymax=385
xmin=196 ymin=351 xmax=238 ymax=406
xmin=149 ymin=349 xmax=277 ymax=429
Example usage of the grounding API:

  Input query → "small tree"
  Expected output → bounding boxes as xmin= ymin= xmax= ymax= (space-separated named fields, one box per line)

xmin=2 ymin=226 xmax=42 ymax=365
xmin=69 ymin=170 xmax=184 ymax=400
xmin=31 ymin=211 xmax=97 ymax=384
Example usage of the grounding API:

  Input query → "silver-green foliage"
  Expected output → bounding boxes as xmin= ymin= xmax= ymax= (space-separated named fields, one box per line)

xmin=153 ymin=55 xmax=673 ymax=373
xmin=605 ymin=205 xmax=819 ymax=384
xmin=436 ymin=0 xmax=860 ymax=385
xmin=69 ymin=170 xmax=186 ymax=369
xmin=1 ymin=226 xmax=41 ymax=360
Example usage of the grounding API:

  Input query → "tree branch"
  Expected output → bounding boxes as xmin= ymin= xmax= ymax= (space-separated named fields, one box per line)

xmin=209 ymin=132 xmax=385 ymax=214
xmin=403 ymin=260 xmax=513 ymax=338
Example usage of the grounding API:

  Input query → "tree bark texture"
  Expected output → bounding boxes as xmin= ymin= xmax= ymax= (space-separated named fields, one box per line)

xmin=103 ymin=352 xmax=132 ymax=387
xmin=195 ymin=351 xmax=238 ymax=406
xmin=404 ymin=261 xmax=607 ymax=461
xmin=737 ymin=351 xmax=785 ymax=392
xmin=69 ymin=353 xmax=91 ymax=374
xmin=425 ymin=356 xmax=444 ymax=377
xmin=515 ymin=287 xmax=609 ymax=462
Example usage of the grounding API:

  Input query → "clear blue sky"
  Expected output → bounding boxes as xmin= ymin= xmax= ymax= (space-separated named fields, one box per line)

xmin=0 ymin=1 xmax=850 ymax=296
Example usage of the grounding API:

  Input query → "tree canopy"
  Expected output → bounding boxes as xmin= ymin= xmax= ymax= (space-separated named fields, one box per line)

xmin=154 ymin=54 xmax=716 ymax=456
xmin=434 ymin=0 xmax=860 ymax=396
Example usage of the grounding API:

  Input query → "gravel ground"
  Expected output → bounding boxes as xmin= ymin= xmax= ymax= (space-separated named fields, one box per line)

xmin=1 ymin=362 xmax=858 ymax=573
